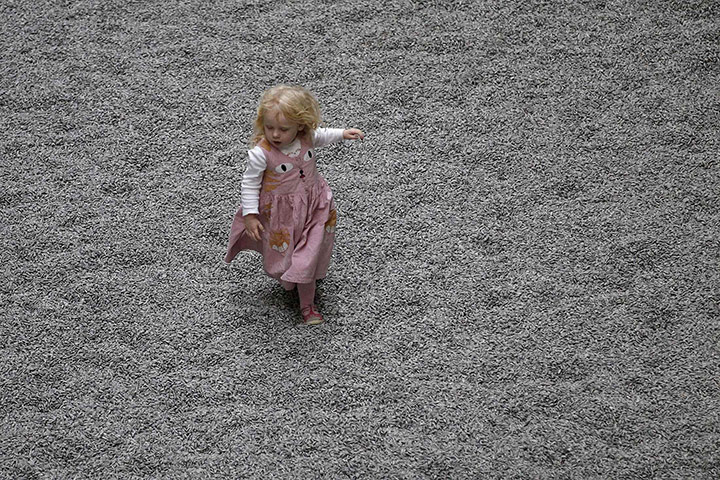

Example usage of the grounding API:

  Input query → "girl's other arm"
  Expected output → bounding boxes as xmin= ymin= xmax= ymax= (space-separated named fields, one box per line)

xmin=241 ymin=147 xmax=267 ymax=215
xmin=241 ymin=147 xmax=267 ymax=242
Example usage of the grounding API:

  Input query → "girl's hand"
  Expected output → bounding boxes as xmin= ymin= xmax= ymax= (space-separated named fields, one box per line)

xmin=343 ymin=128 xmax=365 ymax=141
xmin=244 ymin=214 xmax=265 ymax=242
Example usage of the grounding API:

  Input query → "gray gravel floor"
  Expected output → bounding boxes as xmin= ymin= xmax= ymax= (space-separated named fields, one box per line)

xmin=2 ymin=0 xmax=719 ymax=478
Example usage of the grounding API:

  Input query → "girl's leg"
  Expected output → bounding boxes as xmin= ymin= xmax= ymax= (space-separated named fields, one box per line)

xmin=297 ymin=281 xmax=316 ymax=309
xmin=298 ymin=280 xmax=323 ymax=325
xmin=280 ymin=280 xmax=296 ymax=291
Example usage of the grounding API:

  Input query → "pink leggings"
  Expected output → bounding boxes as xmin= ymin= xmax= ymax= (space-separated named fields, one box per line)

xmin=281 ymin=280 xmax=316 ymax=308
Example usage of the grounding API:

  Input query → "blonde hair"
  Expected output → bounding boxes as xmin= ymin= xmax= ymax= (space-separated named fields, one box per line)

xmin=251 ymin=85 xmax=321 ymax=147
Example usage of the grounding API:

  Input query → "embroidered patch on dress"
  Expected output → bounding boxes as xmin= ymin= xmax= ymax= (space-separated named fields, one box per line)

xmin=261 ymin=202 xmax=272 ymax=219
xmin=274 ymin=163 xmax=294 ymax=173
xmin=325 ymin=210 xmax=337 ymax=234
xmin=269 ymin=230 xmax=291 ymax=254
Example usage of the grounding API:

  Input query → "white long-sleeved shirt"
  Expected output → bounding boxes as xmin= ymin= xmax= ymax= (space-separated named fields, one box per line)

xmin=241 ymin=128 xmax=345 ymax=215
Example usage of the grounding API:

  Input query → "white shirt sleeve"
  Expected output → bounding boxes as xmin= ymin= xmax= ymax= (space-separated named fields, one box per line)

xmin=312 ymin=128 xmax=345 ymax=148
xmin=240 ymin=146 xmax=267 ymax=216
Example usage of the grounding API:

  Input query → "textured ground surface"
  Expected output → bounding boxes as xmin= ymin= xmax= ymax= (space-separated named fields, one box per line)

xmin=2 ymin=0 xmax=719 ymax=478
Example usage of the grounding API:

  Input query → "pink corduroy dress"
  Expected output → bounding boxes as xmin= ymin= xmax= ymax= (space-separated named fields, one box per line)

xmin=224 ymin=137 xmax=337 ymax=286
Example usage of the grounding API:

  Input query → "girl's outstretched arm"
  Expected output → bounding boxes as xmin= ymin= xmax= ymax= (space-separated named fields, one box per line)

xmin=343 ymin=128 xmax=365 ymax=141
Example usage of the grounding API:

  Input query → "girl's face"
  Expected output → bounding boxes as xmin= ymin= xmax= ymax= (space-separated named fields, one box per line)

xmin=263 ymin=108 xmax=303 ymax=149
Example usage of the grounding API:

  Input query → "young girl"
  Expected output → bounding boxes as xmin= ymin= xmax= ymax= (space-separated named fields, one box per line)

xmin=224 ymin=85 xmax=364 ymax=325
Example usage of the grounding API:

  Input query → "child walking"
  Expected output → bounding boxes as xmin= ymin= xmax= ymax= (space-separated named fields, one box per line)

xmin=224 ymin=85 xmax=364 ymax=325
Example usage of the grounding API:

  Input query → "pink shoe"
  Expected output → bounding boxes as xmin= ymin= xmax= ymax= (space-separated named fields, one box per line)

xmin=300 ymin=305 xmax=324 ymax=325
